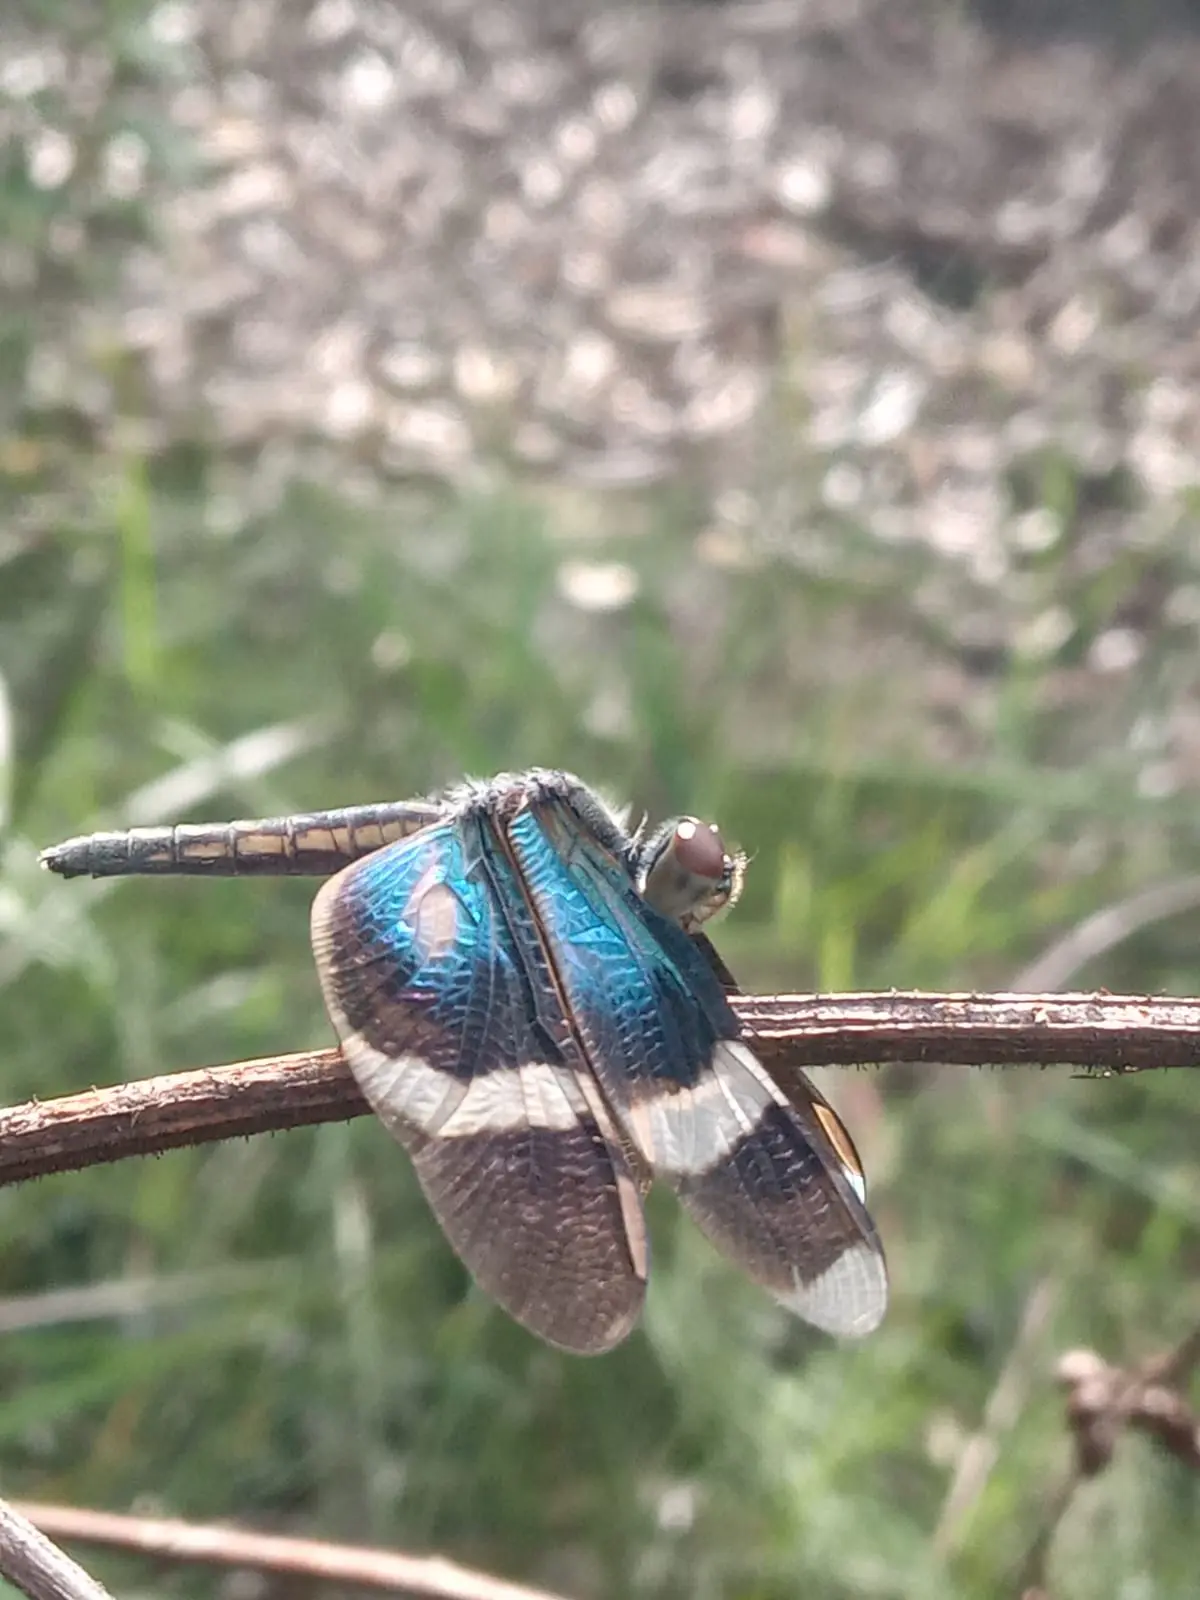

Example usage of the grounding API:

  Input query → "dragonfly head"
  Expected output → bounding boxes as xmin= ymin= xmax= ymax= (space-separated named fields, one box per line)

xmin=635 ymin=816 xmax=746 ymax=931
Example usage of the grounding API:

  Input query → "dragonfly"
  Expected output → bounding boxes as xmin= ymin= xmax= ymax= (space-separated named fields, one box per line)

xmin=42 ymin=768 xmax=887 ymax=1354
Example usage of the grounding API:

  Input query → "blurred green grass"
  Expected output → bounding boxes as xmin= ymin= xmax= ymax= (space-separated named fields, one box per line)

xmin=2 ymin=463 xmax=1199 ymax=1600
xmin=3 ymin=5 xmax=1200 ymax=1600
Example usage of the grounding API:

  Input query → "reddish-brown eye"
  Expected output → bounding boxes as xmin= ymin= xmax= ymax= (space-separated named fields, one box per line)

xmin=672 ymin=818 xmax=726 ymax=882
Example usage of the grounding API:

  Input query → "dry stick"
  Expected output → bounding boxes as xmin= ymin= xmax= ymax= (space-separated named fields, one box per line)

xmin=0 ymin=1498 xmax=114 ymax=1600
xmin=3 ymin=992 xmax=1200 ymax=1187
xmin=10 ymin=1503 xmax=569 ymax=1600
xmin=1013 ymin=1319 xmax=1200 ymax=1597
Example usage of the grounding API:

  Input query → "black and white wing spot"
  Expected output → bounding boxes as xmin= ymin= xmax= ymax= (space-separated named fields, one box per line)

xmin=630 ymin=1041 xmax=888 ymax=1338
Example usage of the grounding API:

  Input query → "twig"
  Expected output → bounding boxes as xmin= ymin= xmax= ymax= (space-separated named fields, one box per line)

xmin=0 ymin=1497 xmax=113 ymax=1600
xmin=10 ymin=1502 xmax=570 ymax=1600
xmin=2 ymin=992 xmax=1199 ymax=1187
xmin=1013 ymin=1320 xmax=1200 ymax=1596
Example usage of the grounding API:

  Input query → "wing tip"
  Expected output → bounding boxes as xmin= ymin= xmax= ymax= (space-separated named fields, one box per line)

xmin=777 ymin=1241 xmax=889 ymax=1339
xmin=535 ymin=1299 xmax=644 ymax=1356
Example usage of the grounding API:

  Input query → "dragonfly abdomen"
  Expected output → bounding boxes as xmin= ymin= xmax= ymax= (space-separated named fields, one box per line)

xmin=39 ymin=802 xmax=440 ymax=879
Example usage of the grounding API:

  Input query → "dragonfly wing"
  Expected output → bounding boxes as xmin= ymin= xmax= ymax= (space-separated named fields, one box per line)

xmin=511 ymin=799 xmax=887 ymax=1337
xmin=311 ymin=815 xmax=648 ymax=1354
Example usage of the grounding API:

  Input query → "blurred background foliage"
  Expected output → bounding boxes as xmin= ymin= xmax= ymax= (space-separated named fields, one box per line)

xmin=2 ymin=2 xmax=1200 ymax=1598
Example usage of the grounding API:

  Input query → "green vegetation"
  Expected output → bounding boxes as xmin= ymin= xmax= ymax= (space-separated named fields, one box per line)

xmin=4 ymin=436 xmax=1198 ymax=1600
xmin=2 ymin=5 xmax=1199 ymax=1600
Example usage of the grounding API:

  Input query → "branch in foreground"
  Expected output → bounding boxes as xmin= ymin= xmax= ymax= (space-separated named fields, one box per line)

xmin=0 ymin=1497 xmax=113 ymax=1600
xmin=10 ymin=1502 xmax=568 ymax=1600
xmin=3 ymin=991 xmax=1199 ymax=1187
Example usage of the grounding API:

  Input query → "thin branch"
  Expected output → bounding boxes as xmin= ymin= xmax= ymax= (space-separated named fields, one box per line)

xmin=1013 ymin=1320 xmax=1200 ymax=1596
xmin=739 ymin=991 xmax=1200 ymax=1072
xmin=10 ymin=1502 xmax=570 ymax=1600
xmin=0 ymin=1497 xmax=113 ymax=1600
xmin=3 ymin=991 xmax=1200 ymax=1187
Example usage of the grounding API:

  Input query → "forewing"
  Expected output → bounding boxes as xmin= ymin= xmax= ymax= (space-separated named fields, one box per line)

xmin=509 ymin=800 xmax=887 ymax=1337
xmin=310 ymin=815 xmax=648 ymax=1354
